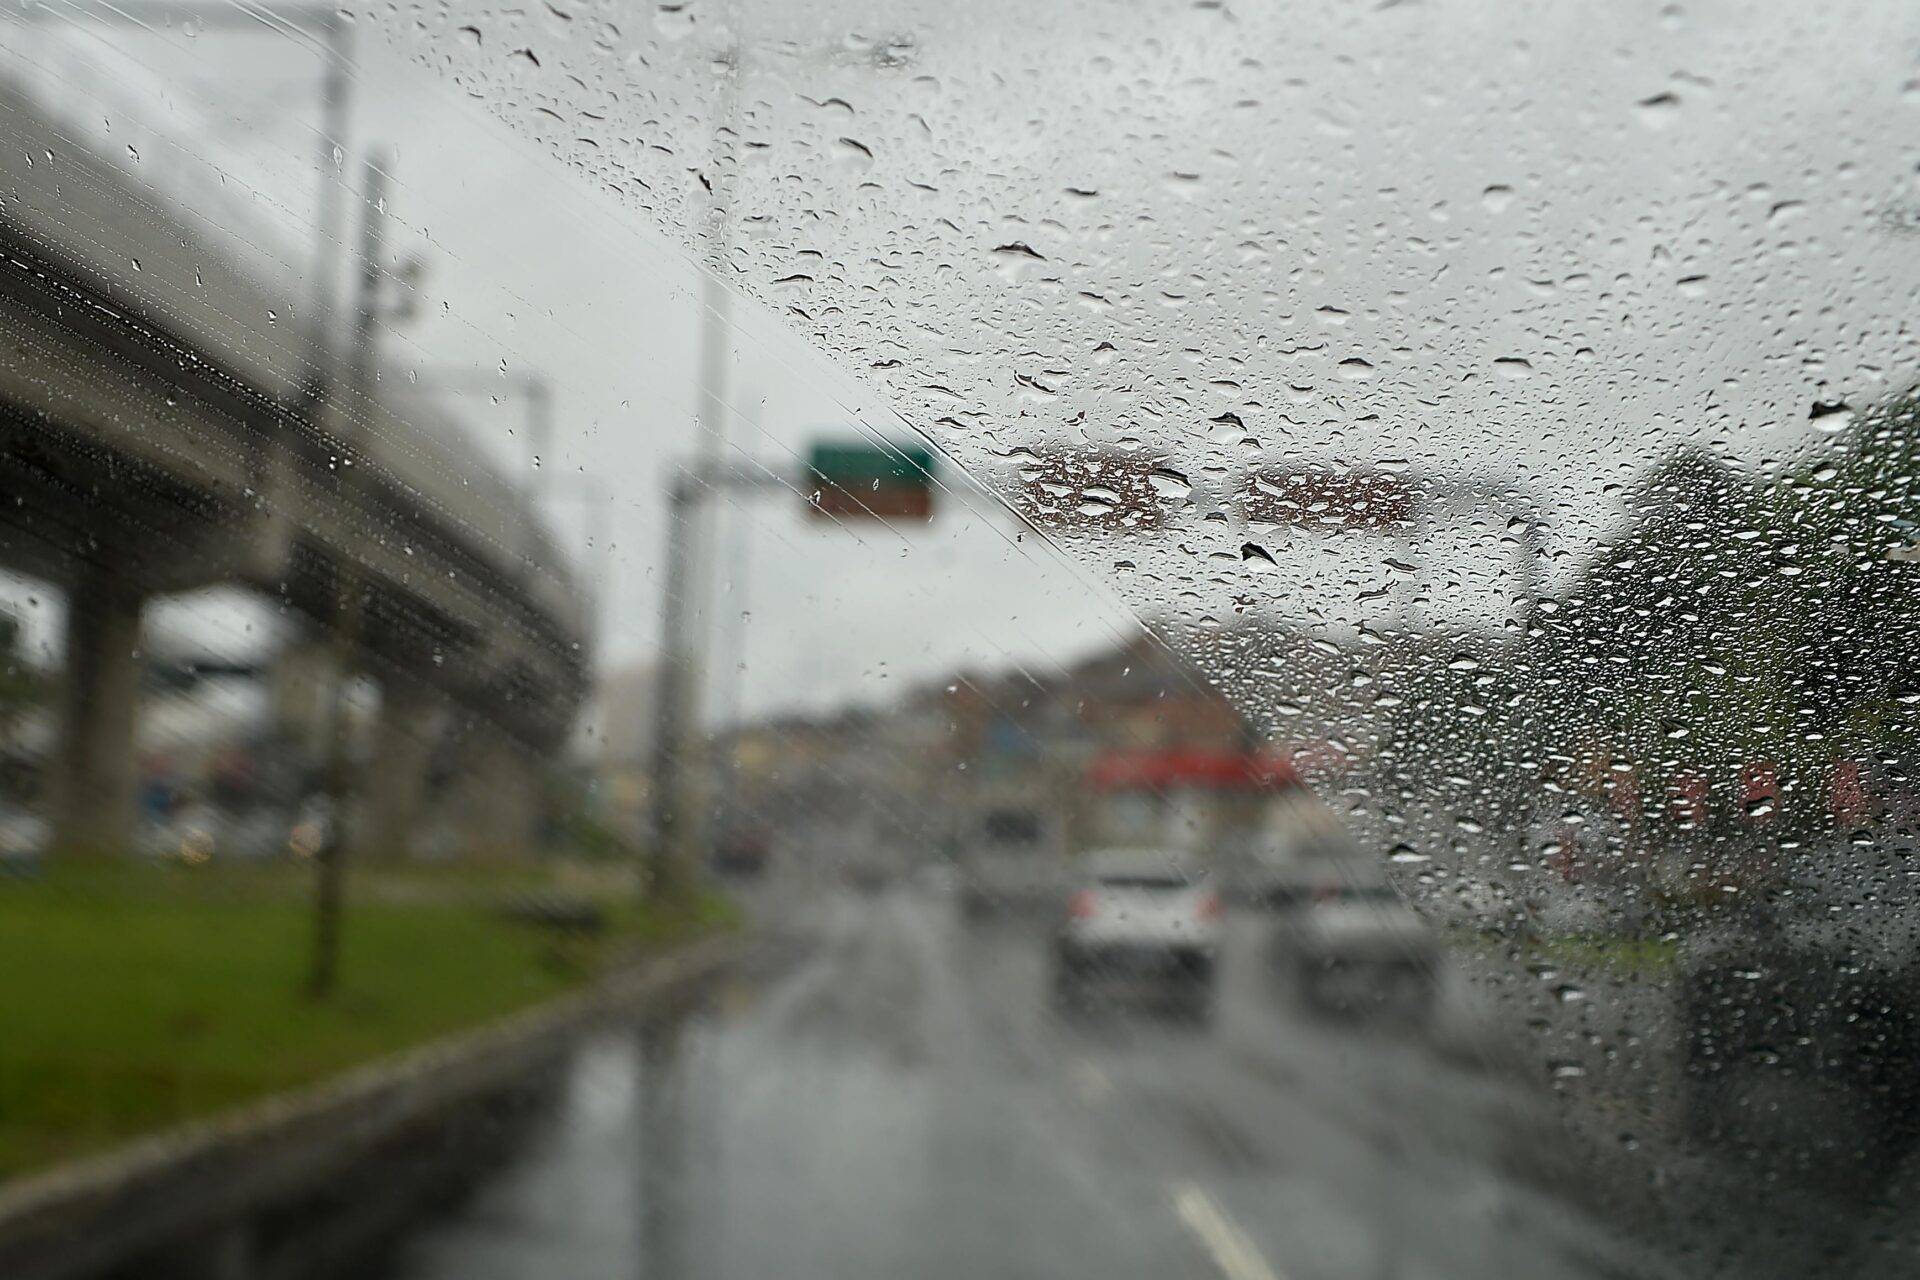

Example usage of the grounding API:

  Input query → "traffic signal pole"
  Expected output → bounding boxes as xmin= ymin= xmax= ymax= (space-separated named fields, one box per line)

xmin=645 ymin=445 xmax=938 ymax=895
xmin=645 ymin=460 xmax=792 ymax=898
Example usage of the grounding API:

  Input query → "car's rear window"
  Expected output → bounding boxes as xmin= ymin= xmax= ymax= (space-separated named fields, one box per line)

xmin=1096 ymin=874 xmax=1193 ymax=891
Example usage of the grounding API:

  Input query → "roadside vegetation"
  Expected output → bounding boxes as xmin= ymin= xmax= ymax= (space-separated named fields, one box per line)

xmin=1445 ymin=924 xmax=1680 ymax=977
xmin=0 ymin=858 xmax=734 ymax=1179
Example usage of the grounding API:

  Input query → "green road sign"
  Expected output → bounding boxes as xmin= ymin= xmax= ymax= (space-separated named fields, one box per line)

xmin=807 ymin=440 xmax=937 ymax=520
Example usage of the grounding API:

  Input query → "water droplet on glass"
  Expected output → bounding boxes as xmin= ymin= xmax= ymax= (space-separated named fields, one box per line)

xmin=1635 ymin=91 xmax=1681 ymax=128
xmin=1149 ymin=468 xmax=1193 ymax=500
xmin=654 ymin=3 xmax=696 ymax=40
xmin=1809 ymin=400 xmax=1855 ymax=432
xmin=835 ymin=136 xmax=876 ymax=173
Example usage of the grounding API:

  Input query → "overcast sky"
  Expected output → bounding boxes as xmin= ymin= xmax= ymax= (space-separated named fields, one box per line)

xmin=5 ymin=0 xmax=1919 ymax=726
xmin=0 ymin=7 xmax=1146 ymax=721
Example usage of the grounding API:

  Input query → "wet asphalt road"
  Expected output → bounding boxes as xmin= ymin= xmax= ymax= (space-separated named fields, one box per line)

xmin=387 ymin=881 xmax=1654 ymax=1280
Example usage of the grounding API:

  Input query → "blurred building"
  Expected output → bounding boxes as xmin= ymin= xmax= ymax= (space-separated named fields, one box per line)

xmin=711 ymin=632 xmax=1326 ymax=877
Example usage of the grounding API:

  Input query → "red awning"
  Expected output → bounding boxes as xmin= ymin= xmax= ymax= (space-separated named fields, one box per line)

xmin=1085 ymin=749 xmax=1301 ymax=792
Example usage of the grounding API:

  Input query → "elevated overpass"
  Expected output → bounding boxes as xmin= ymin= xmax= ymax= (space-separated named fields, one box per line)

xmin=0 ymin=78 xmax=593 ymax=855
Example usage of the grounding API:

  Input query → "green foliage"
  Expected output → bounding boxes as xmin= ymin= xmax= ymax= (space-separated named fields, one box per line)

xmin=1378 ymin=392 xmax=1920 ymax=839
xmin=1534 ymin=395 xmax=1920 ymax=825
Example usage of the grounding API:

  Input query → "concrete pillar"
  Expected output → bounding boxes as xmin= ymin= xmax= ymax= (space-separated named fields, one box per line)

xmin=363 ymin=675 xmax=441 ymax=861
xmin=49 ymin=565 xmax=146 ymax=856
xmin=454 ymin=722 xmax=541 ymax=859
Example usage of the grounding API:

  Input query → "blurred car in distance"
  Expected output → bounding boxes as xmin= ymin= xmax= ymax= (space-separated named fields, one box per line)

xmin=843 ymin=858 xmax=891 ymax=893
xmin=711 ymin=826 xmax=771 ymax=879
xmin=913 ymin=861 xmax=958 ymax=894
xmin=1052 ymin=848 xmax=1222 ymax=1014
xmin=138 ymin=802 xmax=219 ymax=865
xmin=1678 ymin=838 xmax=1920 ymax=1179
xmin=138 ymin=802 xmax=296 ymax=864
xmin=957 ymin=840 xmax=1069 ymax=919
xmin=1272 ymin=879 xmax=1439 ymax=1019
xmin=1424 ymin=874 xmax=1518 ymax=933
xmin=1247 ymin=818 xmax=1372 ymax=911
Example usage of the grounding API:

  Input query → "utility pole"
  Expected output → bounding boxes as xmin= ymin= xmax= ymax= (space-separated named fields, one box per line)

xmin=1512 ymin=504 xmax=1547 ymax=878
xmin=307 ymin=151 xmax=388 ymax=1000
xmin=713 ymin=444 xmax=756 ymax=731
xmin=304 ymin=10 xmax=353 ymax=381
xmin=646 ymin=46 xmax=742 ymax=895
xmin=708 ymin=381 xmax=759 ymax=843
xmin=646 ymin=459 xmax=798 ymax=895
xmin=642 ymin=29 xmax=920 ymax=896
xmin=682 ymin=45 xmax=742 ymax=861
xmin=647 ymin=468 xmax=701 ymax=899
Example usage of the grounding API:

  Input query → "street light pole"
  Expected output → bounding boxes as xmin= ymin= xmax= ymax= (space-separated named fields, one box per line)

xmin=303 ymin=9 xmax=352 ymax=382
xmin=1511 ymin=505 xmax=1546 ymax=874
xmin=662 ymin=43 xmax=744 ymax=885
xmin=307 ymin=149 xmax=388 ymax=1000
xmin=1410 ymin=477 xmax=1548 ymax=872
xmin=647 ymin=467 xmax=699 ymax=900
xmin=646 ymin=459 xmax=792 ymax=896
xmin=643 ymin=29 xmax=918 ymax=896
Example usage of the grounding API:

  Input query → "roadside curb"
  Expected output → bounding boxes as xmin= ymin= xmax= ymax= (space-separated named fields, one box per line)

xmin=0 ymin=929 xmax=751 ymax=1280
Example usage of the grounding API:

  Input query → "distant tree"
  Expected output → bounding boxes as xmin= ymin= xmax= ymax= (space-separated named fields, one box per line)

xmin=1522 ymin=392 xmax=1920 ymax=838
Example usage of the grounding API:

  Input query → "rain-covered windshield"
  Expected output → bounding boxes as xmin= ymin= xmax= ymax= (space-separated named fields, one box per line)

xmin=2 ymin=1 xmax=1919 ymax=1277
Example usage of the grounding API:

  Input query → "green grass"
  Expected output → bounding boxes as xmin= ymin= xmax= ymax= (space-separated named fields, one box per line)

xmin=1446 ymin=924 xmax=1679 ymax=977
xmin=1527 ymin=933 xmax=1679 ymax=976
xmin=0 ymin=860 xmax=735 ymax=1179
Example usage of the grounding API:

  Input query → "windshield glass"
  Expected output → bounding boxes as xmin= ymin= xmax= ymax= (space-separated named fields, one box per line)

xmin=2 ymin=2 xmax=1918 ymax=1278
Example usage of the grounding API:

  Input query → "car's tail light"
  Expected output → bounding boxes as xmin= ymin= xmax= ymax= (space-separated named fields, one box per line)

xmin=1068 ymin=890 xmax=1098 ymax=919
xmin=1197 ymin=891 xmax=1223 ymax=921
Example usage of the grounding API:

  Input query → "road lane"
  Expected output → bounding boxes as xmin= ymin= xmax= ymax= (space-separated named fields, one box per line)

xmin=385 ymin=883 xmax=1659 ymax=1280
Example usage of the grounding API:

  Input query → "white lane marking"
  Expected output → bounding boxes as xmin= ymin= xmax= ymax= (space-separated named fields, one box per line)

xmin=1069 ymin=1059 xmax=1113 ymax=1103
xmin=1171 ymin=1181 xmax=1286 ymax=1280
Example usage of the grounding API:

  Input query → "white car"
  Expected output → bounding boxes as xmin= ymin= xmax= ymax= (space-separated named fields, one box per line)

xmin=1052 ymin=849 xmax=1223 ymax=1010
xmin=1272 ymin=881 xmax=1440 ymax=1018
